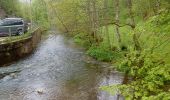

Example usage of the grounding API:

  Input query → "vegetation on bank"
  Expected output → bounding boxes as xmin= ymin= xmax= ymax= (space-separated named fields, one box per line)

xmin=0 ymin=0 xmax=170 ymax=99
xmin=48 ymin=0 xmax=170 ymax=99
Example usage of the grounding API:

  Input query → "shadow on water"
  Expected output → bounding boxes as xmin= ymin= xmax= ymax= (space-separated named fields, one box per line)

xmin=0 ymin=30 xmax=124 ymax=100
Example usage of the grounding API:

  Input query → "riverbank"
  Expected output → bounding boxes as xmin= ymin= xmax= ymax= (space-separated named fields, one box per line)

xmin=0 ymin=28 xmax=42 ymax=66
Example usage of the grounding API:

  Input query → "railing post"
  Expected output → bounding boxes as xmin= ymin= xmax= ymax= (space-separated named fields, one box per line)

xmin=30 ymin=0 xmax=33 ymax=31
xmin=8 ymin=27 xmax=11 ymax=37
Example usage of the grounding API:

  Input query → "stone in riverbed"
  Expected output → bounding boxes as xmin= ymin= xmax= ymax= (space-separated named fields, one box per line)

xmin=36 ymin=88 xmax=45 ymax=94
xmin=10 ymin=73 xmax=17 ymax=78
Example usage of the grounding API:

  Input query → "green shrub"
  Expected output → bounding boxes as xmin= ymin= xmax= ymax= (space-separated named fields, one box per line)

xmin=73 ymin=32 xmax=91 ymax=48
xmin=101 ymin=10 xmax=170 ymax=99
xmin=102 ymin=47 xmax=170 ymax=99
xmin=87 ymin=45 xmax=114 ymax=61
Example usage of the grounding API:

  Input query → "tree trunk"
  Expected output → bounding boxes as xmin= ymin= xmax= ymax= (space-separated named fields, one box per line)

xmin=103 ymin=0 xmax=112 ymax=49
xmin=115 ymin=0 xmax=121 ymax=46
xmin=126 ymin=0 xmax=141 ymax=51
xmin=91 ymin=0 xmax=99 ymax=43
xmin=86 ymin=0 xmax=94 ymax=44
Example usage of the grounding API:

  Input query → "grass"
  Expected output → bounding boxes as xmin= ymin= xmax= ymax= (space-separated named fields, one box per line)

xmin=87 ymin=45 xmax=114 ymax=61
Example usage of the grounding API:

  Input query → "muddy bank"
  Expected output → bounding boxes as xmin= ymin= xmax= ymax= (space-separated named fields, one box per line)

xmin=0 ymin=28 xmax=42 ymax=66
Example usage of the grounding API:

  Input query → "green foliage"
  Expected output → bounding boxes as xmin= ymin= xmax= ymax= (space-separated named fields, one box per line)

xmin=32 ymin=0 xmax=50 ymax=29
xmin=74 ymin=27 xmax=124 ymax=62
xmin=142 ymin=92 xmax=170 ymax=100
xmin=102 ymin=47 xmax=170 ymax=99
xmin=87 ymin=46 xmax=114 ymax=61
xmin=136 ymin=10 xmax=170 ymax=64
xmin=102 ymin=11 xmax=170 ymax=99
xmin=148 ymin=9 xmax=170 ymax=34
xmin=0 ymin=0 xmax=21 ymax=16
xmin=73 ymin=32 xmax=91 ymax=48
xmin=51 ymin=0 xmax=170 ymax=99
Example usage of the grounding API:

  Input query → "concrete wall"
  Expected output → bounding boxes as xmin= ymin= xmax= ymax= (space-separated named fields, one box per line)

xmin=0 ymin=28 xmax=42 ymax=66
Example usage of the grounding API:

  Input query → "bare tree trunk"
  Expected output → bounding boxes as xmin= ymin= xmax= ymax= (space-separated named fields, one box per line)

xmin=127 ymin=0 xmax=141 ymax=51
xmin=91 ymin=0 xmax=98 ymax=43
xmin=86 ymin=0 xmax=94 ymax=44
xmin=86 ymin=0 xmax=100 ymax=44
xmin=103 ymin=0 xmax=112 ymax=49
xmin=115 ymin=0 xmax=121 ymax=46
xmin=73 ymin=0 xmax=78 ymax=32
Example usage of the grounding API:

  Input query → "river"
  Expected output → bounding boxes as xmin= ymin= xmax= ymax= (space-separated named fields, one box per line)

xmin=0 ymin=30 xmax=123 ymax=100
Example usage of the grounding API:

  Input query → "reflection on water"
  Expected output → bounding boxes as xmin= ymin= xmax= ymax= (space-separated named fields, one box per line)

xmin=0 ymin=32 xmax=123 ymax=100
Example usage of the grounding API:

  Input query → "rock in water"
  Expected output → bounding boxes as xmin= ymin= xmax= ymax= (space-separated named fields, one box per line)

xmin=36 ymin=88 xmax=44 ymax=94
xmin=10 ymin=73 xmax=17 ymax=78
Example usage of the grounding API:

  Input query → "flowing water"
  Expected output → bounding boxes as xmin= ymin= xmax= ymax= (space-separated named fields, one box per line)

xmin=0 ymin=31 xmax=123 ymax=100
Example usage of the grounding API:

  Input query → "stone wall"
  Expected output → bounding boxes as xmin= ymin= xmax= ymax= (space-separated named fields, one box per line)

xmin=0 ymin=28 xmax=42 ymax=66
